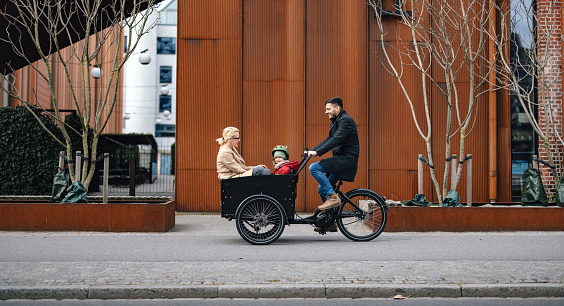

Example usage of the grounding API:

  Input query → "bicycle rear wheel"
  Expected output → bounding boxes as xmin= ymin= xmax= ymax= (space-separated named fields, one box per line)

xmin=235 ymin=195 xmax=286 ymax=245
xmin=336 ymin=189 xmax=387 ymax=242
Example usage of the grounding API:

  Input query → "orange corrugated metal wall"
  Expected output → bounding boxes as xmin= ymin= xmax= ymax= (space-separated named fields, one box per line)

xmin=176 ymin=0 xmax=512 ymax=212
xmin=10 ymin=33 xmax=123 ymax=134
xmin=176 ymin=0 xmax=243 ymax=212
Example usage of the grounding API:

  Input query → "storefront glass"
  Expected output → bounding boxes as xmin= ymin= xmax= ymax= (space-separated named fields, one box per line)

xmin=510 ymin=0 xmax=536 ymax=201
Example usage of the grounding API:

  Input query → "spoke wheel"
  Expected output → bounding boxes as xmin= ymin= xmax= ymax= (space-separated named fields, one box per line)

xmin=336 ymin=190 xmax=387 ymax=242
xmin=235 ymin=196 xmax=285 ymax=245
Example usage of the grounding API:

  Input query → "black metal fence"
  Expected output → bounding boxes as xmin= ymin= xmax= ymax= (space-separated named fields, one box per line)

xmin=92 ymin=135 xmax=175 ymax=197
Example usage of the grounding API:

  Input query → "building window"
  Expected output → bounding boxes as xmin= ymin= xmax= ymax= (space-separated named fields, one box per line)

xmin=158 ymin=0 xmax=177 ymax=25
xmin=157 ymin=37 xmax=176 ymax=54
xmin=159 ymin=95 xmax=172 ymax=112
xmin=155 ymin=124 xmax=175 ymax=137
xmin=160 ymin=66 xmax=173 ymax=83
xmin=510 ymin=0 xmax=537 ymax=202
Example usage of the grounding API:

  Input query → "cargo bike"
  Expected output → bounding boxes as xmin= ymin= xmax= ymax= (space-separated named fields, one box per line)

xmin=220 ymin=153 xmax=388 ymax=245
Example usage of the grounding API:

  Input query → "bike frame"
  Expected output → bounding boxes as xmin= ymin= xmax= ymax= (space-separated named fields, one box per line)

xmin=291 ymin=151 xmax=371 ymax=224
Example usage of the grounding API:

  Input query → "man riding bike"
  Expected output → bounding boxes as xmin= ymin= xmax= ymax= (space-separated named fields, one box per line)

xmin=306 ymin=97 xmax=360 ymax=232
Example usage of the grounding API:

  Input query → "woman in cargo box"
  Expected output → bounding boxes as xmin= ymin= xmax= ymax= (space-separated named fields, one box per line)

xmin=216 ymin=127 xmax=270 ymax=179
xmin=272 ymin=145 xmax=299 ymax=175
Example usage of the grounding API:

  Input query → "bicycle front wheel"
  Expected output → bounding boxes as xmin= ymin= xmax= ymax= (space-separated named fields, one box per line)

xmin=235 ymin=195 xmax=286 ymax=245
xmin=336 ymin=189 xmax=387 ymax=242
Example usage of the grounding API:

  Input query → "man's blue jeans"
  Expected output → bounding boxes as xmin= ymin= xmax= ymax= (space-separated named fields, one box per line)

xmin=309 ymin=161 xmax=340 ymax=203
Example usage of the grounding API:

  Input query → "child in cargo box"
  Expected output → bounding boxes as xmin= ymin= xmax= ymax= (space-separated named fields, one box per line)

xmin=272 ymin=145 xmax=299 ymax=175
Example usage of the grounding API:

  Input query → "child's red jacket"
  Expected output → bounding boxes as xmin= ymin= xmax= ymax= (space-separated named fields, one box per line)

xmin=274 ymin=160 xmax=299 ymax=175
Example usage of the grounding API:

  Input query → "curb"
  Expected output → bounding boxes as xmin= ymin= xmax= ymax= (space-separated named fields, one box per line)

xmin=462 ymin=284 xmax=564 ymax=298
xmin=1 ymin=284 xmax=563 ymax=300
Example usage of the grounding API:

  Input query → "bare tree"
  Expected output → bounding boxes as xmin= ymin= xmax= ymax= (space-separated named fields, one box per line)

xmin=0 ymin=0 xmax=159 ymax=189
xmin=368 ymin=0 xmax=495 ymax=204
xmin=492 ymin=0 xmax=563 ymax=183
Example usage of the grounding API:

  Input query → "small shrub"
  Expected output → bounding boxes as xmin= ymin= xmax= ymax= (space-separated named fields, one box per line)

xmin=0 ymin=106 xmax=62 ymax=195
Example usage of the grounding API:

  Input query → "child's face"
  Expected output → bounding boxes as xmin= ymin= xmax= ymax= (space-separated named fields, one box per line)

xmin=274 ymin=156 xmax=285 ymax=164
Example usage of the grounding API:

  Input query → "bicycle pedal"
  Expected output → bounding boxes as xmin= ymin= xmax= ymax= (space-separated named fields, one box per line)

xmin=314 ymin=227 xmax=337 ymax=234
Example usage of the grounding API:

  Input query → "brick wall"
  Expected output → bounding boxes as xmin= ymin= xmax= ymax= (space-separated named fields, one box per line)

xmin=537 ymin=0 xmax=563 ymax=196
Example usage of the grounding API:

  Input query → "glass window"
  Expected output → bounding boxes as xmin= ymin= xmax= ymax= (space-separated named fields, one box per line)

xmin=510 ymin=0 xmax=537 ymax=202
xmin=160 ymin=66 xmax=173 ymax=83
xmin=157 ymin=37 xmax=176 ymax=54
xmin=155 ymin=124 xmax=175 ymax=137
xmin=158 ymin=0 xmax=177 ymax=25
xmin=159 ymin=95 xmax=172 ymax=112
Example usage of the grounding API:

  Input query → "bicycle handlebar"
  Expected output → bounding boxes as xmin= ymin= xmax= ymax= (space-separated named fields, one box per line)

xmin=296 ymin=148 xmax=312 ymax=176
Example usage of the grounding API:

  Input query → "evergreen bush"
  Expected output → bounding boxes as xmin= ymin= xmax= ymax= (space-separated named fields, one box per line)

xmin=0 ymin=106 xmax=62 ymax=195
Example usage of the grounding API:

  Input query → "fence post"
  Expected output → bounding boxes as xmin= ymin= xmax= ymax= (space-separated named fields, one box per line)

xmin=103 ymin=153 xmax=109 ymax=203
xmin=450 ymin=155 xmax=457 ymax=190
xmin=532 ymin=154 xmax=538 ymax=170
xmin=75 ymin=151 xmax=81 ymax=183
xmin=58 ymin=151 xmax=65 ymax=170
xmin=467 ymin=154 xmax=472 ymax=207
xmin=418 ymin=154 xmax=423 ymax=194
xmin=129 ymin=158 xmax=136 ymax=197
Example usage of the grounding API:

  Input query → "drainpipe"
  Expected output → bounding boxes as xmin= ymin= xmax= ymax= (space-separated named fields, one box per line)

xmin=488 ymin=2 xmax=497 ymax=203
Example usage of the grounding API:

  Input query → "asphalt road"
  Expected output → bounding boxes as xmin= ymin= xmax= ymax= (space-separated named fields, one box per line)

xmin=1 ymin=214 xmax=563 ymax=262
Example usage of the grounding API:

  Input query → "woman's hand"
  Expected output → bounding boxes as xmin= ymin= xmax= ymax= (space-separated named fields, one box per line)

xmin=306 ymin=151 xmax=317 ymax=157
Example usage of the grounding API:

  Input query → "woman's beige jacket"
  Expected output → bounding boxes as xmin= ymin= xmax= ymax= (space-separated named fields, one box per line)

xmin=217 ymin=145 xmax=253 ymax=179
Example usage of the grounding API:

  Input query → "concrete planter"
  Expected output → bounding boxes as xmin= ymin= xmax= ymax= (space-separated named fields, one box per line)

xmin=0 ymin=196 xmax=175 ymax=232
xmin=385 ymin=206 xmax=564 ymax=232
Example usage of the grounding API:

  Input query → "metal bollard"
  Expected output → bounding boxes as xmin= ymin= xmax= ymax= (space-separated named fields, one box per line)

xmin=103 ymin=153 xmax=110 ymax=203
xmin=75 ymin=151 xmax=82 ymax=182
xmin=467 ymin=154 xmax=472 ymax=206
xmin=129 ymin=159 xmax=136 ymax=197
xmin=418 ymin=154 xmax=423 ymax=194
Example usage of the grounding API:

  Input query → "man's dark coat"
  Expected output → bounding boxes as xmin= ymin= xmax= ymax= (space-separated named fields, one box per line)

xmin=313 ymin=110 xmax=360 ymax=182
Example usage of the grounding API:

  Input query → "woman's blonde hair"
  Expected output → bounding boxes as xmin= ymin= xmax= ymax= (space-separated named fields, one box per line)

xmin=216 ymin=127 xmax=240 ymax=145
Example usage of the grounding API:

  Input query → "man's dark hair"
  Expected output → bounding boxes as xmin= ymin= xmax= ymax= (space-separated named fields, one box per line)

xmin=325 ymin=96 xmax=343 ymax=109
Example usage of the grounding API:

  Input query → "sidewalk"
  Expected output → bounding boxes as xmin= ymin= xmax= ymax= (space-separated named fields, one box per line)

xmin=1 ymin=214 xmax=563 ymax=300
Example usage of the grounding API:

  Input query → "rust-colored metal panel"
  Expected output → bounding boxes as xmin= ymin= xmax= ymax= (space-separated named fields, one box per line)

xmin=75 ymin=204 xmax=112 ymax=231
xmin=368 ymin=38 xmax=431 ymax=201
xmin=305 ymin=0 xmax=367 ymax=124
xmin=370 ymin=169 xmax=421 ymax=201
xmin=368 ymin=1 xmax=426 ymax=43
xmin=9 ymin=36 xmax=123 ymax=134
xmin=243 ymin=0 xmax=305 ymax=81
xmin=175 ymin=169 xmax=223 ymax=212
xmin=175 ymin=39 xmax=243 ymax=211
xmin=241 ymin=81 xmax=307 ymax=208
xmin=369 ymin=20 xmax=492 ymax=203
xmin=177 ymin=39 xmax=243 ymax=171
xmin=178 ymin=0 xmax=242 ymax=39
xmin=496 ymin=89 xmax=512 ymax=202
xmin=429 ymin=82 xmax=489 ymax=203
xmin=0 ymin=204 xmax=76 ymax=230
xmin=34 ymin=61 xmax=51 ymax=105
xmin=386 ymin=207 xmax=564 ymax=231
xmin=111 ymin=203 xmax=174 ymax=232
xmin=241 ymin=0 xmax=306 ymax=210
xmin=0 ymin=202 xmax=174 ymax=232
xmin=304 ymin=0 xmax=368 ymax=212
xmin=174 ymin=0 xmax=515 ymax=211
xmin=176 ymin=0 xmax=243 ymax=212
